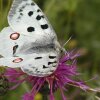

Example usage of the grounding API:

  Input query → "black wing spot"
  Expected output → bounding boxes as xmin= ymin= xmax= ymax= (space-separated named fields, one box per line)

xmin=36 ymin=15 xmax=41 ymax=20
xmin=19 ymin=9 xmax=23 ymax=12
xmin=49 ymin=56 xmax=56 ymax=59
xmin=43 ymin=65 xmax=48 ymax=69
xmin=31 ymin=3 xmax=35 ymax=6
xmin=48 ymin=61 xmax=57 ymax=65
xmin=35 ymin=57 xmax=42 ymax=59
xmin=41 ymin=16 xmax=44 ymax=18
xmin=20 ymin=13 xmax=23 ymax=16
xmin=28 ymin=11 xmax=33 ymax=16
xmin=36 ymin=15 xmax=44 ymax=20
xmin=35 ymin=69 xmax=40 ymax=73
xmin=41 ymin=24 xmax=48 ymax=29
xmin=37 ymin=9 xmax=41 ymax=12
xmin=27 ymin=27 xmax=35 ymax=32
xmin=13 ymin=45 xmax=18 ymax=54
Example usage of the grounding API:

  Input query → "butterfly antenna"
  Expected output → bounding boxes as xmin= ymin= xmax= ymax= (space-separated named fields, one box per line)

xmin=63 ymin=36 xmax=72 ymax=47
xmin=61 ymin=36 xmax=73 ymax=54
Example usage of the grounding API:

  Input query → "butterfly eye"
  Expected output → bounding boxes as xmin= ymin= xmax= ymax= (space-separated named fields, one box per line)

xmin=10 ymin=33 xmax=20 ymax=40
xmin=13 ymin=58 xmax=23 ymax=63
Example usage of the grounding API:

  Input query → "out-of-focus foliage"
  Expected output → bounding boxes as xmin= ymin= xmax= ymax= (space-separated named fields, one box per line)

xmin=0 ymin=0 xmax=100 ymax=100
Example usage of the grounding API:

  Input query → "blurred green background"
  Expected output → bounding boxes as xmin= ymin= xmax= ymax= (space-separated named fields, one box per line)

xmin=0 ymin=0 xmax=100 ymax=100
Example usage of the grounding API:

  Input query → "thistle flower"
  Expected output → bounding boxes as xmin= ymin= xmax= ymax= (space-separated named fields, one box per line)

xmin=4 ymin=51 xmax=90 ymax=100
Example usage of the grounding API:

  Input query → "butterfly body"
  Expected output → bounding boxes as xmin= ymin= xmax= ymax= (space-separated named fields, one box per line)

xmin=0 ymin=0 xmax=62 ymax=77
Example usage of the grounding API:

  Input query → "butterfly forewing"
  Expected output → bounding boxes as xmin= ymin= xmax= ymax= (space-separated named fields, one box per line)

xmin=8 ymin=0 xmax=56 ymax=38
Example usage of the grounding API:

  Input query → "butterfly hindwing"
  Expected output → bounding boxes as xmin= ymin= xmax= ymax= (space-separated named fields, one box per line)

xmin=21 ymin=52 xmax=58 ymax=76
xmin=0 ymin=52 xmax=58 ymax=76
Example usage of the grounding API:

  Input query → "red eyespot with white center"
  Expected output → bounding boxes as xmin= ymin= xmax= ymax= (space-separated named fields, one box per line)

xmin=13 ymin=58 xmax=23 ymax=63
xmin=10 ymin=33 xmax=20 ymax=40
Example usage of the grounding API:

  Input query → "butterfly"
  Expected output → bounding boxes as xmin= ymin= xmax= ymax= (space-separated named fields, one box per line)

xmin=0 ymin=0 xmax=63 ymax=77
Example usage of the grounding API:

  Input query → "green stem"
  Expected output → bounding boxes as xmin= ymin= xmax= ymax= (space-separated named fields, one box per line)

xmin=0 ymin=0 xmax=3 ymax=29
xmin=22 ymin=82 xmax=30 ymax=92
xmin=20 ymin=76 xmax=30 ymax=92
xmin=42 ymin=95 xmax=48 ymax=100
xmin=2 ymin=0 xmax=11 ymax=27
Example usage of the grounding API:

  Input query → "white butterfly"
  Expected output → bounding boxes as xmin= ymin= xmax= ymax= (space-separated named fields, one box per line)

xmin=0 ymin=0 xmax=63 ymax=77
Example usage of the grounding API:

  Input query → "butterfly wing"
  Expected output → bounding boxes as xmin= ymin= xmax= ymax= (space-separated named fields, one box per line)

xmin=0 ymin=0 xmax=62 ymax=76
xmin=8 ymin=0 xmax=61 ymax=54
xmin=0 ymin=27 xmax=59 ymax=76
xmin=0 ymin=27 xmax=43 ymax=57
xmin=8 ymin=0 xmax=56 ymax=39
xmin=0 ymin=27 xmax=20 ymax=57
xmin=21 ymin=52 xmax=59 ymax=76
xmin=0 ymin=52 xmax=59 ymax=76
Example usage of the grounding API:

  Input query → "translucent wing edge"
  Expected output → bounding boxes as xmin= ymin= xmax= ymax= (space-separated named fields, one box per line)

xmin=8 ymin=0 xmax=33 ymax=21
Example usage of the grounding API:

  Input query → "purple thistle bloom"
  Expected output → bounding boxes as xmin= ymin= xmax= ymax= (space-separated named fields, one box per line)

xmin=4 ymin=51 xmax=90 ymax=100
